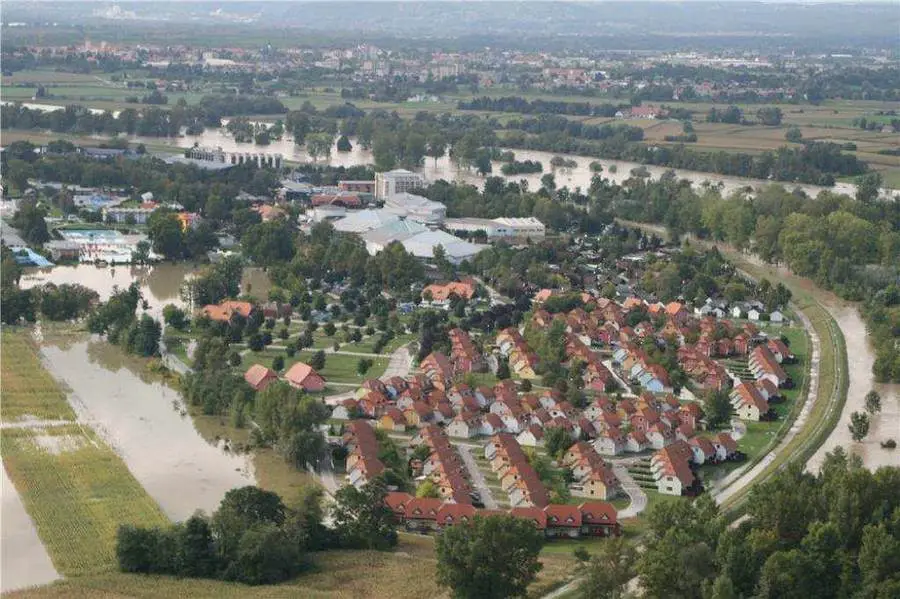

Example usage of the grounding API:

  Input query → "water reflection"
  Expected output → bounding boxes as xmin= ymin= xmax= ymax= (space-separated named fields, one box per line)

xmin=22 ymin=264 xmax=271 ymax=319
xmin=40 ymin=334 xmax=254 ymax=520
xmin=130 ymin=130 xmax=858 ymax=198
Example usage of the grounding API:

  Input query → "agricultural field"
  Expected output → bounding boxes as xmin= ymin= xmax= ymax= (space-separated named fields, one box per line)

xmin=1 ymin=425 xmax=170 ymax=576
xmin=0 ymin=330 xmax=169 ymax=576
xmin=1 ymin=330 xmax=76 ymax=422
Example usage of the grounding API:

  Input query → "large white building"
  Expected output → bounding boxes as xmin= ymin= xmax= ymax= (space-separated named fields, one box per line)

xmin=493 ymin=217 xmax=546 ymax=239
xmin=443 ymin=216 xmax=546 ymax=240
xmin=384 ymin=192 xmax=446 ymax=225
xmin=375 ymin=169 xmax=426 ymax=200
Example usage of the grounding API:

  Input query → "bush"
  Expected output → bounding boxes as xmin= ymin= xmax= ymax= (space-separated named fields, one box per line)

xmin=272 ymin=356 xmax=285 ymax=371
xmin=229 ymin=352 xmax=242 ymax=367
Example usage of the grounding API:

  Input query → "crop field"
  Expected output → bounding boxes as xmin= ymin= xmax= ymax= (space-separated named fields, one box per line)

xmin=1 ymin=330 xmax=76 ymax=422
xmin=1 ymin=425 xmax=169 ymax=576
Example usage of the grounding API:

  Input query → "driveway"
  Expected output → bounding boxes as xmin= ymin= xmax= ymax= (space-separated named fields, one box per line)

xmin=613 ymin=465 xmax=648 ymax=519
xmin=457 ymin=444 xmax=498 ymax=509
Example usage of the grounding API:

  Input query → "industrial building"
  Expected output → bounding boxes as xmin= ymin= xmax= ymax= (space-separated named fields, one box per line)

xmin=375 ymin=169 xmax=426 ymax=200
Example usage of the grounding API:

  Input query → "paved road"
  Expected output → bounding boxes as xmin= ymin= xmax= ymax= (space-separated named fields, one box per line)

xmin=613 ymin=465 xmax=648 ymax=519
xmin=1 ymin=467 xmax=60 ymax=593
xmin=457 ymin=445 xmax=498 ymax=509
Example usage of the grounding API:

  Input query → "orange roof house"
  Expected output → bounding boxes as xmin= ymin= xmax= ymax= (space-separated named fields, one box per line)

xmin=243 ymin=364 xmax=278 ymax=391
xmin=201 ymin=300 xmax=254 ymax=322
xmin=284 ymin=362 xmax=327 ymax=392
xmin=423 ymin=280 xmax=476 ymax=302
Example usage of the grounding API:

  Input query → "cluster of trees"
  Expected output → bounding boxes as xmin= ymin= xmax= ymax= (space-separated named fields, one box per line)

xmin=506 ymin=115 xmax=645 ymax=143
xmin=1 ymin=95 xmax=286 ymax=139
xmin=458 ymin=96 xmax=627 ymax=117
xmin=146 ymin=209 xmax=218 ymax=260
xmin=8 ymin=199 xmax=50 ymax=244
xmin=506 ymin=127 xmax=867 ymax=185
xmin=422 ymin=178 xmax=609 ymax=237
xmin=269 ymin=222 xmax=426 ymax=301
xmin=579 ymin=450 xmax=900 ymax=599
xmin=501 ymin=160 xmax=543 ymax=175
xmin=3 ymin=143 xmax=280 ymax=216
xmin=117 ymin=478 xmax=403 ymax=586
xmin=0 ymin=248 xmax=100 ymax=324
xmin=181 ymin=257 xmax=245 ymax=307
xmin=87 ymin=283 xmax=161 ymax=357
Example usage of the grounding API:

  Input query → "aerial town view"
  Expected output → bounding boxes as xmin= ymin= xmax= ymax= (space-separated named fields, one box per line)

xmin=0 ymin=1 xmax=898 ymax=597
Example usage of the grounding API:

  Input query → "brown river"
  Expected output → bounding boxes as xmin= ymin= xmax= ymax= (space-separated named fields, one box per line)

xmin=38 ymin=333 xmax=254 ymax=520
xmin=18 ymin=264 xmax=273 ymax=519
xmin=21 ymin=263 xmax=272 ymax=319
xmin=132 ymin=129 xmax=874 ymax=199
xmin=733 ymin=256 xmax=900 ymax=472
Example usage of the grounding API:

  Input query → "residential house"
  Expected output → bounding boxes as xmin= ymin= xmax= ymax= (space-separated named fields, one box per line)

xmin=543 ymin=505 xmax=582 ymax=538
xmin=243 ymin=364 xmax=278 ymax=392
xmin=447 ymin=412 xmax=480 ymax=439
xmin=284 ymin=362 xmax=327 ymax=392
xmin=579 ymin=502 xmax=620 ymax=537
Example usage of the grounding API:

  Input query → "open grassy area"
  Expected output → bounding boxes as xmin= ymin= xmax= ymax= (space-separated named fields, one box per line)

xmin=9 ymin=533 xmax=577 ymax=599
xmin=240 ymin=349 xmax=388 ymax=385
xmin=1 ymin=330 xmax=77 ymax=422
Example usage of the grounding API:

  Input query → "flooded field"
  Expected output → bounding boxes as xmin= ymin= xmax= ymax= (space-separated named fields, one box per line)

xmin=21 ymin=264 xmax=271 ymax=319
xmin=129 ymin=129 xmax=867 ymax=198
xmin=39 ymin=334 xmax=254 ymax=520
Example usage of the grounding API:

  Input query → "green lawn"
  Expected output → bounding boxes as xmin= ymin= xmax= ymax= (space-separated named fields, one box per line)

xmin=240 ymin=349 xmax=388 ymax=385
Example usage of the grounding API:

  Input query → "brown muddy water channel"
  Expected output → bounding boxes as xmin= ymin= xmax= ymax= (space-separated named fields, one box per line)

xmin=21 ymin=263 xmax=272 ymax=320
xmin=40 ymin=334 xmax=254 ymax=520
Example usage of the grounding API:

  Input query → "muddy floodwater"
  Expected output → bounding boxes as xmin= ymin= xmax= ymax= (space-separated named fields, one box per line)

xmin=40 ymin=335 xmax=254 ymax=520
xmin=21 ymin=264 xmax=272 ymax=319
xmin=130 ymin=129 xmax=874 ymax=198
xmin=807 ymin=303 xmax=900 ymax=472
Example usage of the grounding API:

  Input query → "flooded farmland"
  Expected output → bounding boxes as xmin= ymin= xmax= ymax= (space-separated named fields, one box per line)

xmin=39 ymin=335 xmax=254 ymax=520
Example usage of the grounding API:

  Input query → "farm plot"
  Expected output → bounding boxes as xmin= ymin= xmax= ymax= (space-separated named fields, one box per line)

xmin=1 ymin=425 xmax=169 ymax=576
xmin=1 ymin=330 xmax=76 ymax=422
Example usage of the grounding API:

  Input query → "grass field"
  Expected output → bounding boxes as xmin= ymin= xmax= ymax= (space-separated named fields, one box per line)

xmin=1 ymin=330 xmax=77 ymax=422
